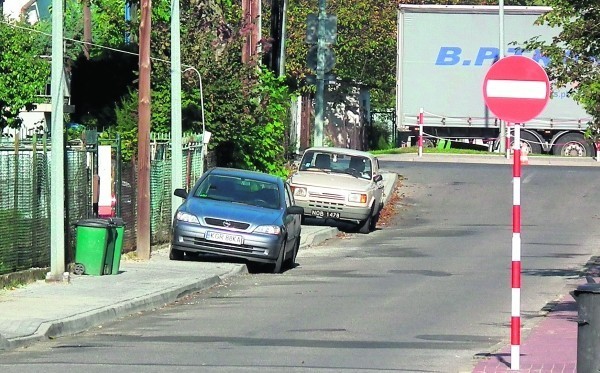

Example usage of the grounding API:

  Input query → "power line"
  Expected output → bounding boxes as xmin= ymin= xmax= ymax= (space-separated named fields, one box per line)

xmin=0 ymin=18 xmax=171 ymax=65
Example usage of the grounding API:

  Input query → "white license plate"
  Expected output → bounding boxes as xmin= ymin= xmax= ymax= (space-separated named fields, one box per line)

xmin=310 ymin=210 xmax=340 ymax=219
xmin=205 ymin=231 xmax=244 ymax=245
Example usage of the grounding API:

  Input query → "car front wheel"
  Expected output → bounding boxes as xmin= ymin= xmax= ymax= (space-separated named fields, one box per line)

xmin=358 ymin=215 xmax=372 ymax=234
xmin=169 ymin=246 xmax=184 ymax=260
xmin=272 ymin=241 xmax=286 ymax=273
xmin=284 ymin=237 xmax=300 ymax=269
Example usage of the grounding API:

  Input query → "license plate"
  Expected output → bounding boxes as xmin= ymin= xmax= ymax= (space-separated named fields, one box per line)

xmin=205 ymin=231 xmax=244 ymax=245
xmin=310 ymin=210 xmax=340 ymax=219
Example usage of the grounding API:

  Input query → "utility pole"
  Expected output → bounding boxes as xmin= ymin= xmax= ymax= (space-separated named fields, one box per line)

xmin=137 ymin=0 xmax=151 ymax=260
xmin=171 ymin=0 xmax=183 ymax=220
xmin=47 ymin=0 xmax=66 ymax=282
xmin=499 ymin=0 xmax=507 ymax=155
xmin=242 ymin=0 xmax=260 ymax=64
xmin=313 ymin=0 xmax=326 ymax=147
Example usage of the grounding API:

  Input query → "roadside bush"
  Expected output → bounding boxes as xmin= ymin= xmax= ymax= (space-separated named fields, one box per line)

xmin=368 ymin=123 xmax=393 ymax=150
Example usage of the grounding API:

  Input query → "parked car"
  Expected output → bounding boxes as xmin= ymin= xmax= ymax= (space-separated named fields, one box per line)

xmin=288 ymin=147 xmax=385 ymax=233
xmin=170 ymin=167 xmax=303 ymax=273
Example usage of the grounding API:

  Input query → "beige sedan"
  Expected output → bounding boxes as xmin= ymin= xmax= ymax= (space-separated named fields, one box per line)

xmin=288 ymin=147 xmax=384 ymax=233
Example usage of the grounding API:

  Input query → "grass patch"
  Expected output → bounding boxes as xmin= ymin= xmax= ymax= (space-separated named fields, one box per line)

xmin=0 ymin=267 xmax=48 ymax=290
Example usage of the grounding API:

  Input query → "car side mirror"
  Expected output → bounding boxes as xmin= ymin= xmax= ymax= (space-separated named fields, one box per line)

xmin=287 ymin=206 xmax=304 ymax=215
xmin=174 ymin=188 xmax=188 ymax=199
xmin=373 ymin=174 xmax=383 ymax=183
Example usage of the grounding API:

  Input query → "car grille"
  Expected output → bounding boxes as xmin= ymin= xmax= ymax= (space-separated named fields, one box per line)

xmin=181 ymin=235 xmax=256 ymax=254
xmin=308 ymin=200 xmax=344 ymax=210
xmin=204 ymin=218 xmax=250 ymax=230
xmin=308 ymin=191 xmax=345 ymax=201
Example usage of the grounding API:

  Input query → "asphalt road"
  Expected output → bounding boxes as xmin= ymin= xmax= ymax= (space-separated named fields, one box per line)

xmin=2 ymin=161 xmax=600 ymax=372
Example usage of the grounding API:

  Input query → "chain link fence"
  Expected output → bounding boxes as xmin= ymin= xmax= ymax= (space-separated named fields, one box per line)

xmin=0 ymin=133 xmax=212 ymax=276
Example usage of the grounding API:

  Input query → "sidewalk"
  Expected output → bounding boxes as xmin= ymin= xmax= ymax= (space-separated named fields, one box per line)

xmin=471 ymin=290 xmax=578 ymax=373
xmin=0 ymin=172 xmax=398 ymax=351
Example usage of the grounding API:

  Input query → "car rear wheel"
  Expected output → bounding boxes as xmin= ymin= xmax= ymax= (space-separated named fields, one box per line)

xmin=272 ymin=241 xmax=286 ymax=273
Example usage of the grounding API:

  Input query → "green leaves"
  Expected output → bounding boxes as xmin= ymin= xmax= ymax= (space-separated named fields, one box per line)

xmin=286 ymin=0 xmax=398 ymax=109
xmin=0 ymin=20 xmax=49 ymax=129
xmin=523 ymin=0 xmax=600 ymax=137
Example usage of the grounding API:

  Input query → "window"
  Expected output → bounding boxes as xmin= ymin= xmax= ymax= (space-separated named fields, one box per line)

xmin=284 ymin=184 xmax=293 ymax=207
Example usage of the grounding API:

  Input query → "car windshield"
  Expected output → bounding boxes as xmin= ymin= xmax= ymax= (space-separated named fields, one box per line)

xmin=193 ymin=174 xmax=281 ymax=209
xmin=299 ymin=151 xmax=373 ymax=180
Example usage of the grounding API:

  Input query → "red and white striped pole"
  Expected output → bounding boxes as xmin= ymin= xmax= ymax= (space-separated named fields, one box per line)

xmin=511 ymin=123 xmax=522 ymax=370
xmin=418 ymin=108 xmax=424 ymax=157
xmin=505 ymin=123 xmax=511 ymax=159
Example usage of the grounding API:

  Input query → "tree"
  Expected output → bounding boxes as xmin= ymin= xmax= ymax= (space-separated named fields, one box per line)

xmin=286 ymin=0 xmax=397 ymax=108
xmin=285 ymin=0 xmax=550 ymax=110
xmin=0 ymin=20 xmax=50 ymax=129
xmin=523 ymin=1 xmax=600 ymax=141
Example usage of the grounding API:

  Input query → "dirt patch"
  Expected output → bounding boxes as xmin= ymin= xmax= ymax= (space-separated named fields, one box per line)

xmin=377 ymin=177 xmax=404 ymax=228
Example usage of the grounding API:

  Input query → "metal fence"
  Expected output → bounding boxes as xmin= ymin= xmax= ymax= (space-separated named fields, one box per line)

xmin=0 ymin=133 xmax=211 ymax=276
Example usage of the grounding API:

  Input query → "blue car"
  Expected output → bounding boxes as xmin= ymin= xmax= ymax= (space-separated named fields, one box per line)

xmin=171 ymin=167 xmax=304 ymax=273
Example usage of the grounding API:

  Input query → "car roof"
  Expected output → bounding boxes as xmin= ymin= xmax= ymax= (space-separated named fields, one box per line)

xmin=208 ymin=167 xmax=283 ymax=184
xmin=303 ymin=147 xmax=377 ymax=159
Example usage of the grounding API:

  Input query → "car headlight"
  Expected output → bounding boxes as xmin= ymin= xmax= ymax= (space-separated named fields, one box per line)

xmin=176 ymin=211 xmax=200 ymax=224
xmin=292 ymin=186 xmax=307 ymax=197
xmin=348 ymin=193 xmax=368 ymax=204
xmin=254 ymin=225 xmax=282 ymax=235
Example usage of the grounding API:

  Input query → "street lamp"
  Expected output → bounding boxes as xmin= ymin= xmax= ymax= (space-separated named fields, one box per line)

xmin=183 ymin=66 xmax=207 ymax=175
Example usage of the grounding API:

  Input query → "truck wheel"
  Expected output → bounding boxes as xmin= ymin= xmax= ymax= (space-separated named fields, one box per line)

xmin=520 ymin=132 xmax=542 ymax=154
xmin=552 ymin=133 xmax=593 ymax=157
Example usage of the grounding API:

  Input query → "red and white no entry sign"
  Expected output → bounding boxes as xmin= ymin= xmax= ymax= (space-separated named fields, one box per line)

xmin=482 ymin=55 xmax=551 ymax=124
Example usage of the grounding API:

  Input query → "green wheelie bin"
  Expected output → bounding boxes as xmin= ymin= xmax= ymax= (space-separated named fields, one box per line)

xmin=106 ymin=217 xmax=125 ymax=275
xmin=73 ymin=218 xmax=112 ymax=276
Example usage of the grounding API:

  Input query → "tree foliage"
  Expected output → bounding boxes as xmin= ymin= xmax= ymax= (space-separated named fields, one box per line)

xmin=286 ymin=0 xmax=397 ymax=108
xmin=0 ymin=19 xmax=49 ymax=129
xmin=100 ymin=0 xmax=292 ymax=175
xmin=285 ymin=0 xmax=548 ymax=110
xmin=522 ymin=0 xmax=600 ymax=141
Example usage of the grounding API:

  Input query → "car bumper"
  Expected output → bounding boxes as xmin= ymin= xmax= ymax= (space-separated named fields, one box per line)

xmin=171 ymin=222 xmax=284 ymax=263
xmin=295 ymin=200 xmax=371 ymax=222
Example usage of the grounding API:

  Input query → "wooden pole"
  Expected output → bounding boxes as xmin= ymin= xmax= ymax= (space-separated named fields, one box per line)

xmin=136 ymin=0 xmax=152 ymax=260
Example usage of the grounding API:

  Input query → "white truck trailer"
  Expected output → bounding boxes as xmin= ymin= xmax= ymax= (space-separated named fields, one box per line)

xmin=396 ymin=5 xmax=593 ymax=156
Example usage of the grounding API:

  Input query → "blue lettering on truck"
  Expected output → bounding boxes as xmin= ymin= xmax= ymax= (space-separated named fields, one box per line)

xmin=436 ymin=47 xmax=551 ymax=66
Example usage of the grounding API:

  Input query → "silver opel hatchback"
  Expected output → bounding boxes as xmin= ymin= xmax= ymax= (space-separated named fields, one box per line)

xmin=171 ymin=168 xmax=303 ymax=273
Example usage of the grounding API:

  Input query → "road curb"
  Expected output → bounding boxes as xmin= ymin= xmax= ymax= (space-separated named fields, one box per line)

xmin=3 ymin=264 xmax=248 ymax=351
xmin=300 ymin=227 xmax=339 ymax=250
